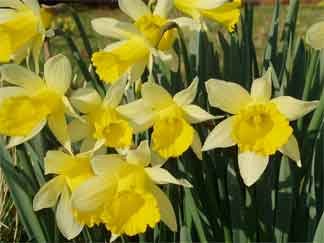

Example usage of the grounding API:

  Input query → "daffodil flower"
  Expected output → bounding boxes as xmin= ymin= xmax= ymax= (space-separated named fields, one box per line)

xmin=202 ymin=68 xmax=319 ymax=186
xmin=0 ymin=54 xmax=76 ymax=152
xmin=68 ymin=78 xmax=133 ymax=152
xmin=91 ymin=0 xmax=178 ymax=84
xmin=33 ymin=151 xmax=96 ymax=239
xmin=117 ymin=78 xmax=216 ymax=160
xmin=174 ymin=0 xmax=241 ymax=32
xmin=306 ymin=21 xmax=324 ymax=49
xmin=0 ymin=0 xmax=50 ymax=65
xmin=72 ymin=140 xmax=191 ymax=239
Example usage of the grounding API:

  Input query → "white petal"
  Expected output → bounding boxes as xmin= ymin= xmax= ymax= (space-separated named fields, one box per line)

xmin=250 ymin=67 xmax=272 ymax=102
xmin=56 ymin=186 xmax=83 ymax=240
xmin=174 ymin=77 xmax=198 ymax=106
xmin=154 ymin=0 xmax=173 ymax=17
xmin=306 ymin=21 xmax=324 ymax=50
xmin=91 ymin=154 xmax=124 ymax=175
xmin=202 ymin=117 xmax=236 ymax=151
xmin=33 ymin=176 xmax=65 ymax=211
xmin=205 ymin=79 xmax=252 ymax=114
xmin=191 ymin=129 xmax=202 ymax=160
xmin=279 ymin=135 xmax=301 ymax=167
xmin=146 ymin=167 xmax=192 ymax=187
xmin=110 ymin=234 xmax=120 ymax=242
xmin=103 ymin=78 xmax=127 ymax=107
xmin=44 ymin=54 xmax=72 ymax=95
xmin=117 ymin=99 xmax=155 ymax=133
xmin=68 ymin=119 xmax=91 ymax=143
xmin=182 ymin=104 xmax=216 ymax=124
xmin=70 ymin=88 xmax=102 ymax=114
xmin=91 ymin=17 xmax=139 ymax=39
xmin=142 ymin=81 xmax=173 ymax=109
xmin=6 ymin=120 xmax=46 ymax=148
xmin=271 ymin=96 xmax=319 ymax=121
xmin=238 ymin=152 xmax=269 ymax=186
xmin=126 ymin=140 xmax=151 ymax=166
xmin=0 ymin=64 xmax=44 ymax=91
xmin=151 ymin=185 xmax=177 ymax=232
xmin=118 ymin=0 xmax=150 ymax=20
xmin=47 ymin=112 xmax=71 ymax=154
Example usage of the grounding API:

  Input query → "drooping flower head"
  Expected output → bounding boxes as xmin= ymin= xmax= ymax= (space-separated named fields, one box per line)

xmin=91 ymin=0 xmax=177 ymax=84
xmin=0 ymin=0 xmax=51 ymax=64
xmin=202 ymin=68 xmax=319 ymax=186
xmin=33 ymin=151 xmax=96 ymax=239
xmin=68 ymin=78 xmax=133 ymax=152
xmin=174 ymin=0 xmax=241 ymax=32
xmin=306 ymin=21 xmax=324 ymax=50
xmin=118 ymin=78 xmax=216 ymax=160
xmin=72 ymin=140 xmax=191 ymax=239
xmin=0 ymin=54 xmax=76 ymax=152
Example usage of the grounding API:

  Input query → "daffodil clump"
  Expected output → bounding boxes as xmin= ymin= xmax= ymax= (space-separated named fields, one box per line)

xmin=0 ymin=0 xmax=52 ymax=65
xmin=0 ymin=0 xmax=322 ymax=242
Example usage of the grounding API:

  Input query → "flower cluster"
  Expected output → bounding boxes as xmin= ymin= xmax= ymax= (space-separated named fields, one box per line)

xmin=0 ymin=0 xmax=319 ymax=241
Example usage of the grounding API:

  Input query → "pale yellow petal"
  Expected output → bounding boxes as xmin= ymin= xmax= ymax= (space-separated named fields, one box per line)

xmin=182 ymin=104 xmax=216 ymax=124
xmin=191 ymin=129 xmax=202 ymax=160
xmin=202 ymin=117 xmax=236 ymax=151
xmin=56 ymin=186 xmax=83 ymax=240
xmin=174 ymin=77 xmax=198 ymax=106
xmin=80 ymin=138 xmax=105 ymax=155
xmin=150 ymin=150 xmax=168 ymax=168
xmin=33 ymin=175 xmax=65 ymax=210
xmin=62 ymin=96 xmax=82 ymax=120
xmin=72 ymin=175 xmax=115 ymax=213
xmin=6 ymin=120 xmax=46 ymax=148
xmin=47 ymin=112 xmax=71 ymax=153
xmin=0 ymin=0 xmax=24 ymax=9
xmin=118 ymin=0 xmax=150 ymax=20
xmin=44 ymin=150 xmax=73 ymax=175
xmin=250 ymin=67 xmax=272 ymax=102
xmin=238 ymin=152 xmax=269 ymax=186
xmin=196 ymin=0 xmax=230 ymax=9
xmin=91 ymin=154 xmax=124 ymax=175
xmin=205 ymin=79 xmax=252 ymax=114
xmin=279 ymin=135 xmax=301 ymax=167
xmin=130 ymin=58 xmax=148 ymax=82
xmin=0 ymin=87 xmax=26 ymax=104
xmin=91 ymin=17 xmax=139 ymax=39
xmin=0 ymin=64 xmax=44 ymax=91
xmin=23 ymin=0 xmax=40 ymax=15
xmin=103 ymin=77 xmax=127 ymax=108
xmin=154 ymin=0 xmax=173 ymax=17
xmin=141 ymin=81 xmax=173 ymax=110
xmin=68 ymin=119 xmax=91 ymax=143
xmin=126 ymin=140 xmax=151 ymax=166
xmin=151 ymin=185 xmax=177 ymax=232
xmin=117 ymin=99 xmax=155 ymax=133
xmin=70 ymin=88 xmax=101 ymax=114
xmin=44 ymin=54 xmax=72 ymax=95
xmin=146 ymin=167 xmax=192 ymax=187
xmin=306 ymin=21 xmax=324 ymax=50
xmin=271 ymin=96 xmax=319 ymax=121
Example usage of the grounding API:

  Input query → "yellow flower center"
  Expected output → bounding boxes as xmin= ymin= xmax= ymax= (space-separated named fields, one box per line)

xmin=135 ymin=14 xmax=176 ymax=50
xmin=0 ymin=89 xmax=61 ymax=136
xmin=88 ymin=106 xmax=133 ymax=148
xmin=232 ymin=103 xmax=293 ymax=156
xmin=102 ymin=164 xmax=160 ymax=236
xmin=0 ymin=8 xmax=40 ymax=62
xmin=152 ymin=105 xmax=194 ymax=158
